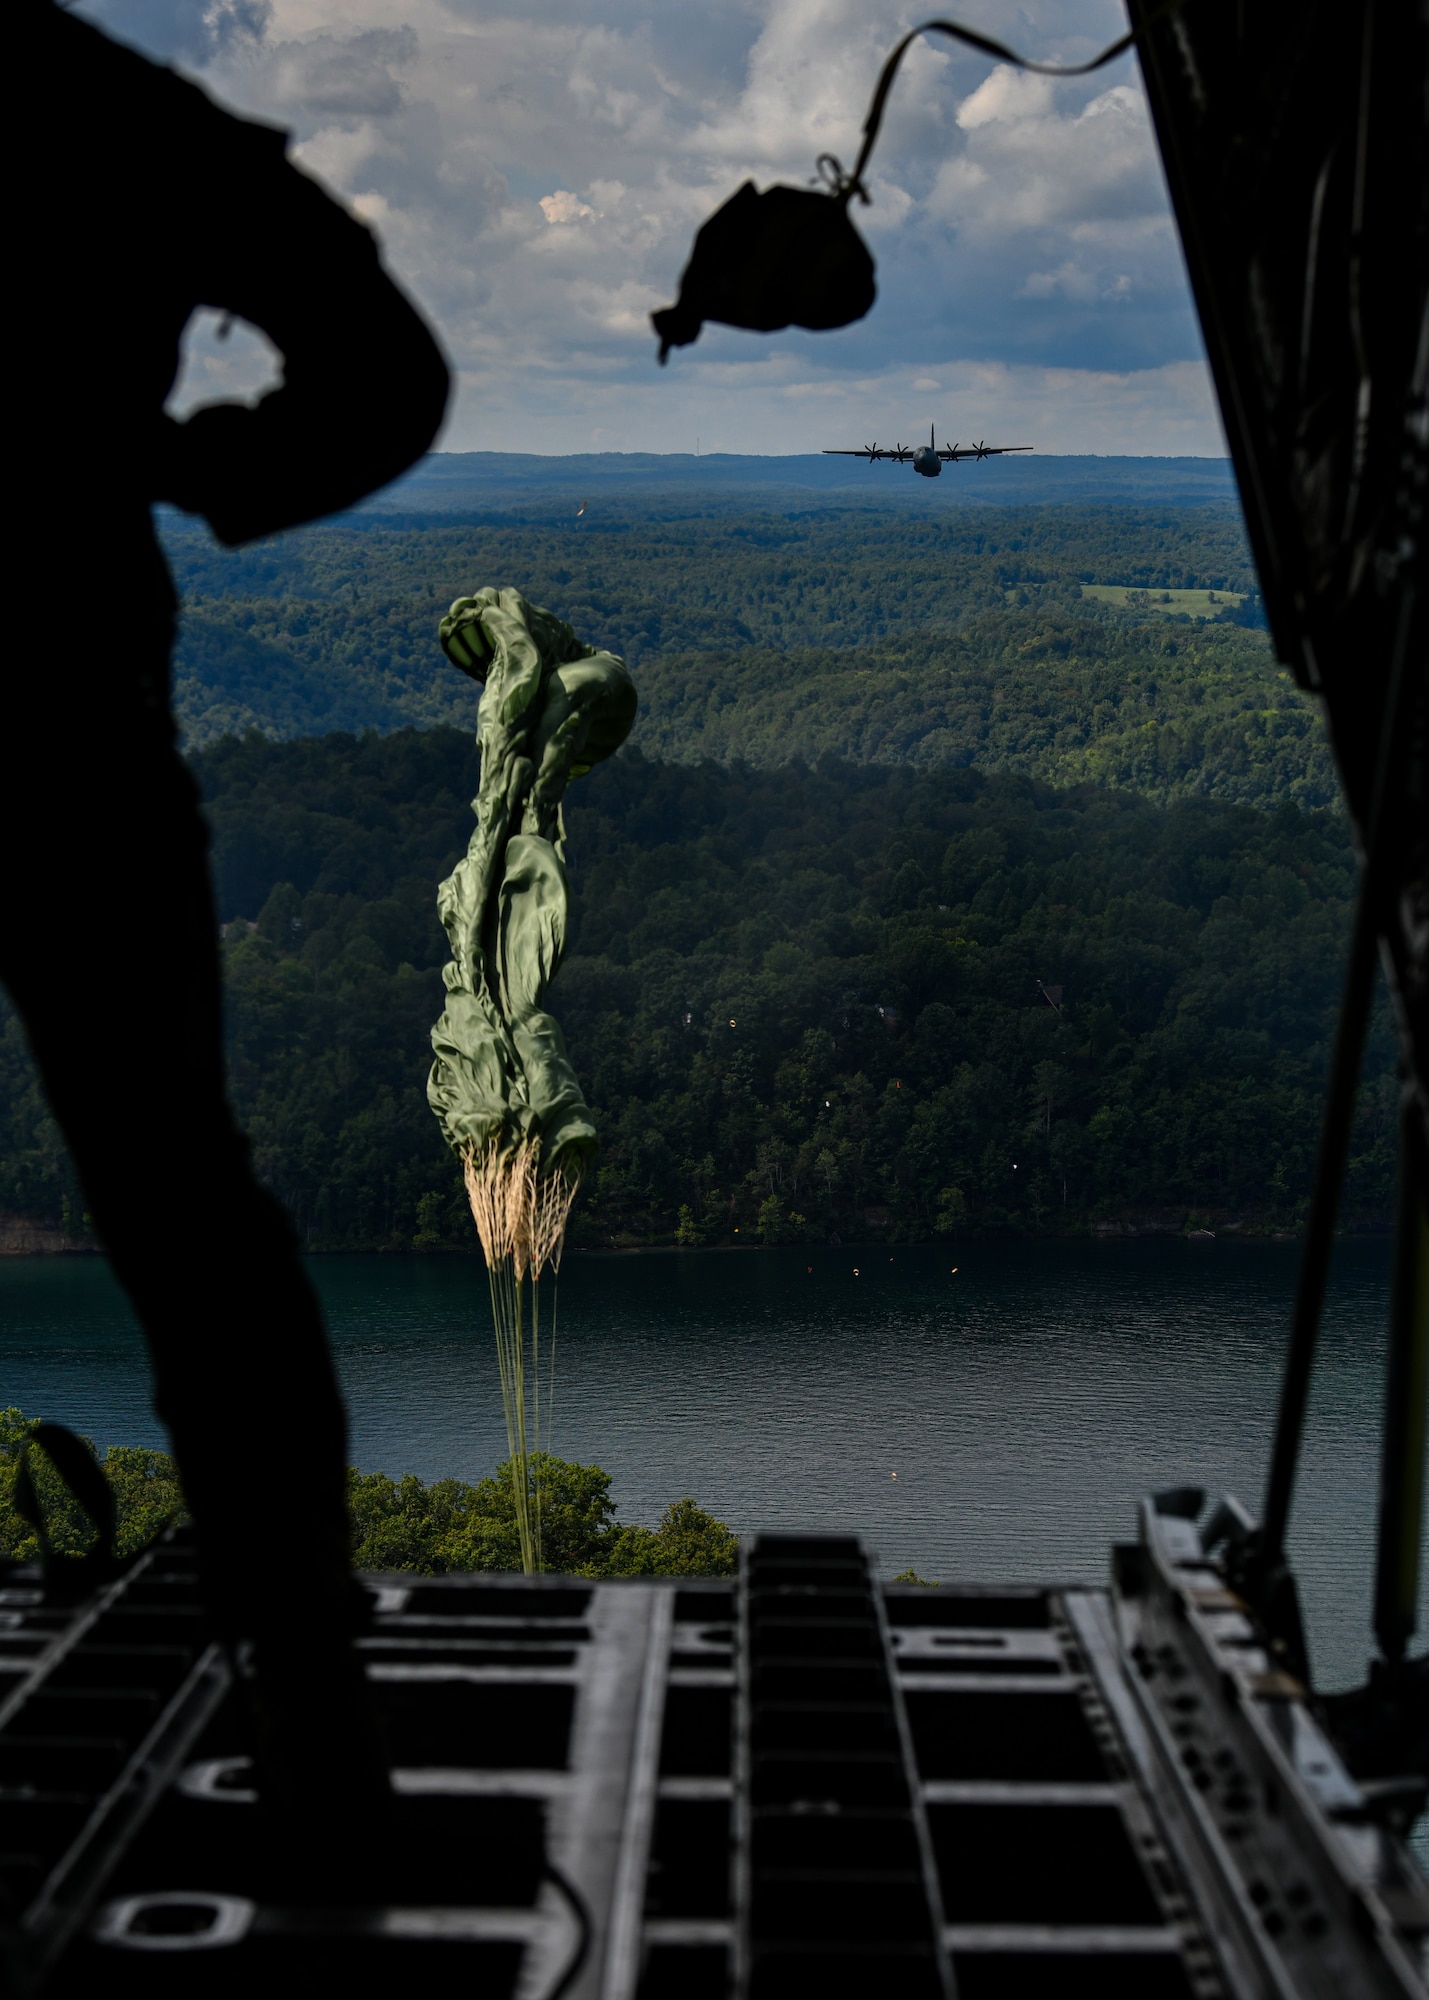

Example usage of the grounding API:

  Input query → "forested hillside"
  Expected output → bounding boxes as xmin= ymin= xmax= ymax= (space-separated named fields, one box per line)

xmin=163 ymin=504 xmax=1286 ymax=784
xmin=635 ymin=613 xmax=1326 ymax=809
xmin=0 ymin=732 xmax=1394 ymax=1251
xmin=0 ymin=495 xmax=1377 ymax=1252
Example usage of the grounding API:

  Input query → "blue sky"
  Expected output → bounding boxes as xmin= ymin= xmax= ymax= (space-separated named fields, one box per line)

xmin=77 ymin=0 xmax=1225 ymax=455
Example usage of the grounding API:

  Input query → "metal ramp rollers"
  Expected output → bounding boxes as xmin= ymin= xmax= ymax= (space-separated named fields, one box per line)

xmin=3 ymin=1520 xmax=1424 ymax=1997
xmin=735 ymin=1532 xmax=951 ymax=1996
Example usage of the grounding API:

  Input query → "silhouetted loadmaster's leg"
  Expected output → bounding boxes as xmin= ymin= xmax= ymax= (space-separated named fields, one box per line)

xmin=0 ymin=640 xmax=390 ymax=1857
xmin=13 ymin=0 xmax=450 ymax=1878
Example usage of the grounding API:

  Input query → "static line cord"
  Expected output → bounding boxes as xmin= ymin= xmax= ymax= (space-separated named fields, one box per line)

xmin=517 ymin=1268 xmax=539 ymax=1575
xmin=1256 ymin=589 xmax=1418 ymax=1585
xmin=546 ymin=1275 xmax=560 ymax=1462
xmin=1256 ymin=867 xmax=1379 ymax=1580
xmin=486 ymin=1257 xmax=512 ymax=1445
xmin=513 ymin=1272 xmax=532 ymax=1573
xmin=490 ymin=1252 xmax=537 ymax=1573
xmin=819 ymin=0 xmax=1188 ymax=205
xmin=531 ymin=1271 xmax=546 ymax=1571
xmin=531 ymin=1272 xmax=541 ymax=1568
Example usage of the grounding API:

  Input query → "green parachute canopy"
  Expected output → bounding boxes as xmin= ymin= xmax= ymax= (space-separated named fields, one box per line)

xmin=429 ymin=586 xmax=636 ymax=1258
xmin=429 ymin=587 xmax=635 ymax=1575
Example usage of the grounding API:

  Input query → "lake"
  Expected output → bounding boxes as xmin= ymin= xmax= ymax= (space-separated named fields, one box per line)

xmin=2 ymin=1236 xmax=1416 ymax=1701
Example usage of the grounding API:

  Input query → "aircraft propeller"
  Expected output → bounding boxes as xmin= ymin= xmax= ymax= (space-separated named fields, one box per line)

xmin=821 ymin=434 xmax=1032 ymax=466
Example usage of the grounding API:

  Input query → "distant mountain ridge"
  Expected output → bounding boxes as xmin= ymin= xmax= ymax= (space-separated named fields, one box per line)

xmin=359 ymin=451 xmax=1238 ymax=514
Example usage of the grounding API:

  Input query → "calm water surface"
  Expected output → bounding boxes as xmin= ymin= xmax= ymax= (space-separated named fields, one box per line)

xmin=3 ymin=1238 xmax=1416 ymax=1700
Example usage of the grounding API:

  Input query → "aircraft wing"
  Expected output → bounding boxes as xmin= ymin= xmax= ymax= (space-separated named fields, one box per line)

xmin=939 ymin=444 xmax=1034 ymax=461
xmin=821 ymin=447 xmax=911 ymax=461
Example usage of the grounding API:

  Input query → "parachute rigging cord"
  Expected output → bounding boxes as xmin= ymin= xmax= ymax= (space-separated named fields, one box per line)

xmin=817 ymin=5 xmax=1186 ymax=208
xmin=651 ymin=1 xmax=1187 ymax=361
xmin=429 ymin=589 xmax=636 ymax=1573
xmin=463 ymin=1139 xmax=575 ymax=1574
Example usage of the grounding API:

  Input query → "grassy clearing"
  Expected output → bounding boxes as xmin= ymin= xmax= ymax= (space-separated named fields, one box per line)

xmin=1078 ymin=584 xmax=1246 ymax=619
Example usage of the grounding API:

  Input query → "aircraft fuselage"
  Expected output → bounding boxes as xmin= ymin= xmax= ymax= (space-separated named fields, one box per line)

xmin=821 ymin=427 xmax=1032 ymax=471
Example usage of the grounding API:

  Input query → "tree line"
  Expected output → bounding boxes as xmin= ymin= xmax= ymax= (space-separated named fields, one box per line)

xmin=0 ymin=1409 xmax=736 ymax=1578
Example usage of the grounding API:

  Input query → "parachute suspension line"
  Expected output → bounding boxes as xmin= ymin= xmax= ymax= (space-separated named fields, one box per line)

xmin=531 ymin=1176 xmax=575 ymax=1567
xmin=533 ymin=1160 xmax=577 ymax=1570
xmin=463 ymin=1139 xmax=581 ymax=1575
xmin=544 ymin=1273 xmax=560 ymax=1480
xmin=817 ymin=1 xmax=1188 ymax=207
xmin=531 ymin=1267 xmax=542 ymax=1573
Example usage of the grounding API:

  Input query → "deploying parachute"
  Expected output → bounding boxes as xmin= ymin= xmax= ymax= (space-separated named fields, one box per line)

xmin=430 ymin=587 xmax=635 ymax=1568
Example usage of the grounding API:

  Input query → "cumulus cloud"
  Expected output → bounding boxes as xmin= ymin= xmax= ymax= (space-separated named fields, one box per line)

xmin=263 ymin=27 xmax=417 ymax=121
xmin=934 ymin=73 xmax=1155 ymax=233
xmin=73 ymin=0 xmax=1214 ymax=452
xmin=540 ymin=190 xmax=598 ymax=225
xmin=83 ymin=0 xmax=270 ymax=63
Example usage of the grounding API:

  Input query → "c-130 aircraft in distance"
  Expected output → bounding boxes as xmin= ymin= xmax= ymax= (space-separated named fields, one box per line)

xmin=824 ymin=423 xmax=1033 ymax=478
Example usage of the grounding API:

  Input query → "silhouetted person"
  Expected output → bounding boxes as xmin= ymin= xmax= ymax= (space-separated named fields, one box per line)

xmin=7 ymin=0 xmax=450 ymax=1854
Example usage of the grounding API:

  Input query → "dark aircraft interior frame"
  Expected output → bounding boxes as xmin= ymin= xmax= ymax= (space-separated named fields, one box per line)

xmin=1130 ymin=0 xmax=1428 ymax=1709
xmin=1 ymin=5 xmax=1425 ymax=1997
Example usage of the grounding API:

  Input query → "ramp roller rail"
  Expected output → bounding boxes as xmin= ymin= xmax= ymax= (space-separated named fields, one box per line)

xmin=2 ymin=1511 xmax=1424 ymax=1998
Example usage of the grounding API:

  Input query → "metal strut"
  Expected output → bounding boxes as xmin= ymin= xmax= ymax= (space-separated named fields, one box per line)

xmin=1251 ymin=622 xmax=1420 ymax=1657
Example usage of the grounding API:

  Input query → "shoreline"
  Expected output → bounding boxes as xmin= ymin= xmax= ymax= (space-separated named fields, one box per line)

xmin=1 ymin=1231 xmax=1398 ymax=1264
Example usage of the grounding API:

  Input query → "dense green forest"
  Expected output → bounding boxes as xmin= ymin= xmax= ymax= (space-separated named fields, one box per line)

xmin=164 ymin=497 xmax=1318 ymax=809
xmin=0 ymin=729 xmax=1393 ymax=1251
xmin=163 ymin=502 xmax=1278 ymax=759
xmin=0 ymin=499 xmax=1385 ymax=1252
xmin=634 ymin=612 xmax=1326 ymax=809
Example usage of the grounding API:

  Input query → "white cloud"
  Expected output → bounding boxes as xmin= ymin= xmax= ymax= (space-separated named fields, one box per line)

xmin=1021 ymin=261 xmax=1137 ymax=303
xmin=82 ymin=0 xmax=270 ymax=64
xmin=932 ymin=75 xmax=1162 ymax=235
xmin=956 ymin=64 xmax=1052 ymax=133
xmin=264 ymin=26 xmax=416 ymax=120
xmin=75 ymin=0 xmax=1212 ymax=453
xmin=540 ymin=190 xmax=598 ymax=225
